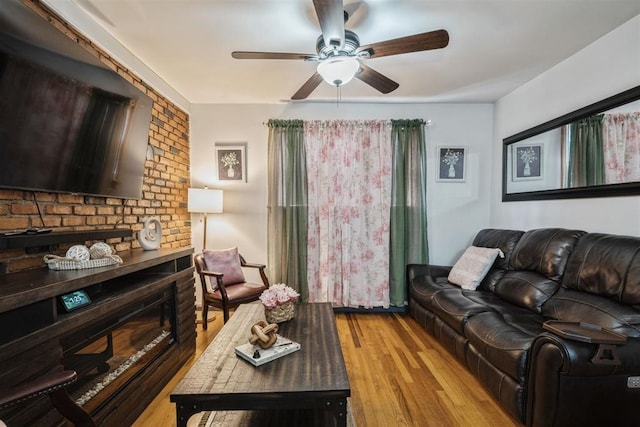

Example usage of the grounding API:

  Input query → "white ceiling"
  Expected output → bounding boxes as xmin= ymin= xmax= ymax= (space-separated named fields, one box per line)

xmin=62 ymin=0 xmax=640 ymax=104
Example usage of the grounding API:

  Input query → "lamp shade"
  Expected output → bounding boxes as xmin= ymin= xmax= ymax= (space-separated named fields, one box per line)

xmin=317 ymin=56 xmax=360 ymax=87
xmin=188 ymin=188 xmax=223 ymax=213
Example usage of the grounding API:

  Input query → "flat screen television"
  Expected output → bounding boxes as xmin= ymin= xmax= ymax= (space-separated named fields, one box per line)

xmin=0 ymin=0 xmax=153 ymax=199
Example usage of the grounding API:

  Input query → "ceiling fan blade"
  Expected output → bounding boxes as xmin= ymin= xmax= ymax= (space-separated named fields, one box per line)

xmin=232 ymin=51 xmax=316 ymax=60
xmin=358 ymin=29 xmax=449 ymax=59
xmin=291 ymin=73 xmax=324 ymax=100
xmin=356 ymin=63 xmax=399 ymax=94
xmin=313 ymin=0 xmax=345 ymax=48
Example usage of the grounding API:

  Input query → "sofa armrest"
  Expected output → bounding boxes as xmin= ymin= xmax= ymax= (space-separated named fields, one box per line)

xmin=407 ymin=264 xmax=452 ymax=281
xmin=532 ymin=332 xmax=640 ymax=375
xmin=526 ymin=333 xmax=640 ymax=427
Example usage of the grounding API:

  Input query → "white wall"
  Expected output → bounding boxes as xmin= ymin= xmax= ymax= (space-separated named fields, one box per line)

xmin=492 ymin=15 xmax=640 ymax=235
xmin=190 ymin=102 xmax=494 ymax=292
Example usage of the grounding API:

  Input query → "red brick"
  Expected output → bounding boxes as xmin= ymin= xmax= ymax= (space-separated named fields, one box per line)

xmin=74 ymin=206 xmax=97 ymax=215
xmin=58 ymin=194 xmax=84 ymax=204
xmin=0 ymin=217 xmax=29 ymax=230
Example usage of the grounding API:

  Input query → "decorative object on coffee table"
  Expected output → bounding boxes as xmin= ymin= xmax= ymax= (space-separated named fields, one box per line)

xmin=235 ymin=333 xmax=301 ymax=367
xmin=259 ymin=284 xmax=299 ymax=323
xmin=248 ymin=320 xmax=279 ymax=349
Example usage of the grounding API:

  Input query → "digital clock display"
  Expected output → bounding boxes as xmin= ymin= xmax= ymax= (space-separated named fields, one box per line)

xmin=59 ymin=290 xmax=91 ymax=312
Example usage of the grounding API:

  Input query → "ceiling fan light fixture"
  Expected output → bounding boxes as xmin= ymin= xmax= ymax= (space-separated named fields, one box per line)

xmin=317 ymin=56 xmax=360 ymax=87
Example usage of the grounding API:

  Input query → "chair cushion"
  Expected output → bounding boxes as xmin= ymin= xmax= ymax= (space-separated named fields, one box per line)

xmin=448 ymin=246 xmax=504 ymax=290
xmin=206 ymin=281 xmax=267 ymax=304
xmin=203 ymin=247 xmax=246 ymax=286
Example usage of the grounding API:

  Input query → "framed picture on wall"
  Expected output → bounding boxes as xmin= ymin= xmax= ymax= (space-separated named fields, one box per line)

xmin=437 ymin=146 xmax=466 ymax=182
xmin=215 ymin=142 xmax=247 ymax=182
xmin=513 ymin=144 xmax=543 ymax=181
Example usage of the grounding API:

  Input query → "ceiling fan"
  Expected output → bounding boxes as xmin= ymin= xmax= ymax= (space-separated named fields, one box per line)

xmin=231 ymin=0 xmax=449 ymax=100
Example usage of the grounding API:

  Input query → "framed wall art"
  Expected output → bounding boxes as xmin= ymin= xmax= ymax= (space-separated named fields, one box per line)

xmin=215 ymin=142 xmax=247 ymax=182
xmin=437 ymin=146 xmax=466 ymax=182
xmin=513 ymin=144 xmax=543 ymax=181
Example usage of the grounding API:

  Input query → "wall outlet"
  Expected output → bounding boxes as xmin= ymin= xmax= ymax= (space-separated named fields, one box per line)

xmin=627 ymin=376 xmax=640 ymax=388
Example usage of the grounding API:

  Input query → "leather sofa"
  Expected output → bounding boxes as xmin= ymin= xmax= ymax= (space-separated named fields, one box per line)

xmin=407 ymin=228 xmax=640 ymax=427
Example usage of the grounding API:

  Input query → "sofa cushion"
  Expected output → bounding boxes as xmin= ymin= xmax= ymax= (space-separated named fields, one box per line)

xmin=430 ymin=289 xmax=495 ymax=334
xmin=484 ymin=228 xmax=584 ymax=312
xmin=542 ymin=288 xmax=640 ymax=337
xmin=562 ymin=233 xmax=640 ymax=305
xmin=408 ymin=274 xmax=453 ymax=310
xmin=464 ymin=310 xmax=545 ymax=382
xmin=510 ymin=228 xmax=586 ymax=281
xmin=472 ymin=228 xmax=524 ymax=271
xmin=492 ymin=271 xmax=562 ymax=314
xmin=448 ymin=246 xmax=505 ymax=290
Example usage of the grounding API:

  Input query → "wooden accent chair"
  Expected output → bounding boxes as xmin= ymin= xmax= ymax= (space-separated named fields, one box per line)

xmin=194 ymin=248 xmax=269 ymax=326
xmin=0 ymin=370 xmax=95 ymax=427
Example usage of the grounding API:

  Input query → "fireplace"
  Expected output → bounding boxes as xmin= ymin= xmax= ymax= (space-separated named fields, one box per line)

xmin=61 ymin=291 xmax=175 ymax=414
xmin=0 ymin=248 xmax=196 ymax=427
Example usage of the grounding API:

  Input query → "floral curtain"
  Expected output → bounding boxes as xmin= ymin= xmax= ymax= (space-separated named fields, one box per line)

xmin=266 ymin=119 xmax=308 ymax=302
xmin=389 ymin=120 xmax=429 ymax=306
xmin=304 ymin=120 xmax=392 ymax=308
xmin=603 ymin=112 xmax=640 ymax=184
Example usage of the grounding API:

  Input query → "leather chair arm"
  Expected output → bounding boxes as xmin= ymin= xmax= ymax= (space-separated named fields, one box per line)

xmin=0 ymin=370 xmax=95 ymax=427
xmin=199 ymin=269 xmax=224 ymax=277
xmin=0 ymin=370 xmax=77 ymax=409
xmin=241 ymin=262 xmax=266 ymax=270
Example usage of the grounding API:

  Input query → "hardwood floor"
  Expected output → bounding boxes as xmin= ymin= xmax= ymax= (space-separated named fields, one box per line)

xmin=133 ymin=309 xmax=520 ymax=427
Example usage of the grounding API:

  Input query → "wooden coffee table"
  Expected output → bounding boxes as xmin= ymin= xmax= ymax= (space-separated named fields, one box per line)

xmin=170 ymin=302 xmax=351 ymax=426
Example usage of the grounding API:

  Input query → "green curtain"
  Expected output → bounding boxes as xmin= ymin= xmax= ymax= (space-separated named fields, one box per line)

xmin=389 ymin=119 xmax=429 ymax=306
xmin=567 ymin=114 xmax=605 ymax=187
xmin=266 ymin=119 xmax=308 ymax=302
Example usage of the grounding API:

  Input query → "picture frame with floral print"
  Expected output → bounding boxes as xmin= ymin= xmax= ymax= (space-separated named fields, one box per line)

xmin=513 ymin=143 xmax=543 ymax=181
xmin=215 ymin=142 xmax=247 ymax=182
xmin=437 ymin=146 xmax=466 ymax=182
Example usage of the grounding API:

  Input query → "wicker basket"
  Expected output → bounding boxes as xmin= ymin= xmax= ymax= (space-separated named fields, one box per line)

xmin=43 ymin=254 xmax=123 ymax=271
xmin=264 ymin=301 xmax=295 ymax=323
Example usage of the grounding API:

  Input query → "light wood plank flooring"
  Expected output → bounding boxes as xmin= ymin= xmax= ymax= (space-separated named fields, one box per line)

xmin=133 ymin=309 xmax=520 ymax=427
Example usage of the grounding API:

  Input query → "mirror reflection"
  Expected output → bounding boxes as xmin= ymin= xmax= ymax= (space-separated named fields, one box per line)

xmin=503 ymin=86 xmax=640 ymax=201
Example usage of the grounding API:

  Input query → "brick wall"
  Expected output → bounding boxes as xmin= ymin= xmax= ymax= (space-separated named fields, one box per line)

xmin=0 ymin=0 xmax=192 ymax=274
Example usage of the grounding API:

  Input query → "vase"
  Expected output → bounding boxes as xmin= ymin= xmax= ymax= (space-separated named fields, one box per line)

xmin=448 ymin=164 xmax=456 ymax=178
xmin=264 ymin=301 xmax=295 ymax=323
xmin=523 ymin=162 xmax=531 ymax=176
xmin=227 ymin=167 xmax=235 ymax=178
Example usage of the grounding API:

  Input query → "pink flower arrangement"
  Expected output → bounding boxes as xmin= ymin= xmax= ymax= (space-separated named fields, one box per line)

xmin=259 ymin=283 xmax=299 ymax=309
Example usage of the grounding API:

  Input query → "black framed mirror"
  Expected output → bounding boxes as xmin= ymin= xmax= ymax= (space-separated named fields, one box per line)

xmin=502 ymin=85 xmax=640 ymax=202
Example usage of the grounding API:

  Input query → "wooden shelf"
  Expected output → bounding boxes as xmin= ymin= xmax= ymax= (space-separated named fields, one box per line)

xmin=0 ymin=247 xmax=196 ymax=426
xmin=0 ymin=229 xmax=132 ymax=249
